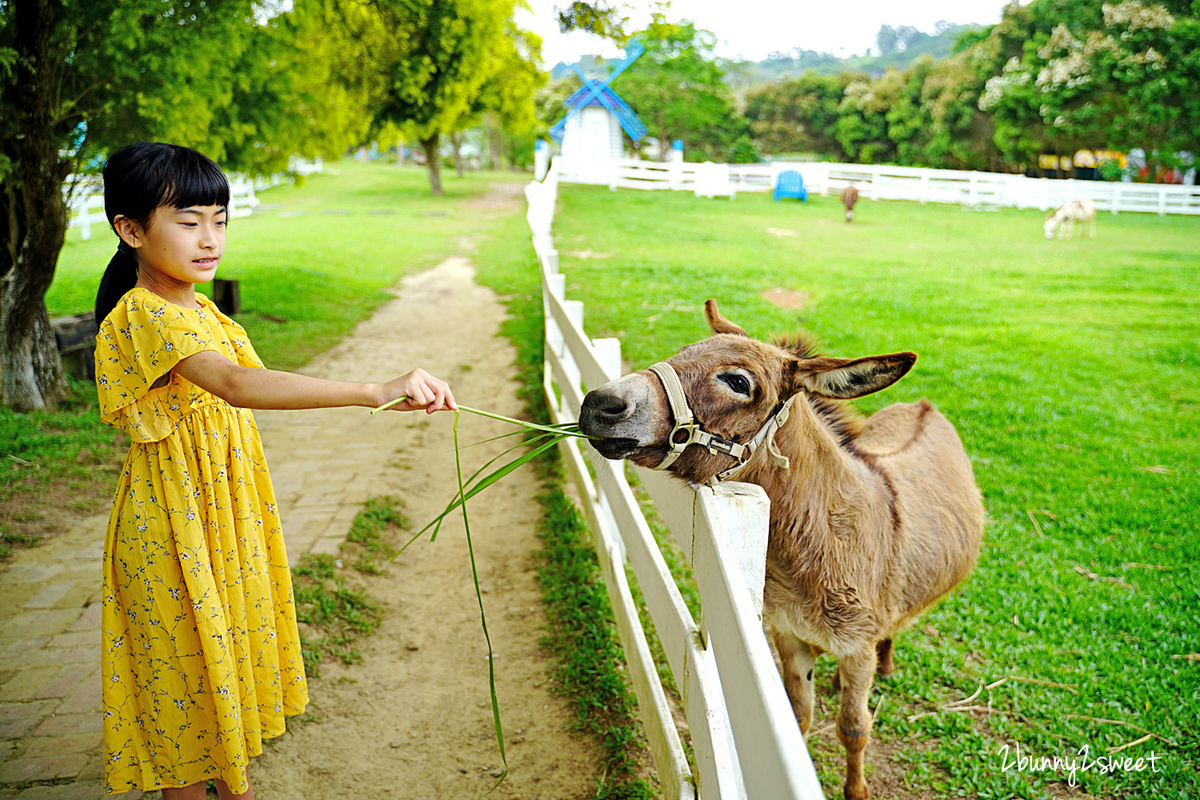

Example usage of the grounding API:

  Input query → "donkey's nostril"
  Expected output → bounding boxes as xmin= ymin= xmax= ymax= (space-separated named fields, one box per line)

xmin=589 ymin=391 xmax=634 ymax=424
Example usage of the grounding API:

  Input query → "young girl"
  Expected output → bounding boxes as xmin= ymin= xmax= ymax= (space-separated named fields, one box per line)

xmin=93 ymin=142 xmax=455 ymax=799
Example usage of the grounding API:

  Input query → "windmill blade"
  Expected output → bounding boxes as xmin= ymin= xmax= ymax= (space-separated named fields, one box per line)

xmin=600 ymin=38 xmax=645 ymax=86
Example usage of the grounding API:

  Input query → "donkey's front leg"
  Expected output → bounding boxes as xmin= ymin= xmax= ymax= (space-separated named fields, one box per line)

xmin=836 ymin=649 xmax=877 ymax=800
xmin=772 ymin=629 xmax=817 ymax=735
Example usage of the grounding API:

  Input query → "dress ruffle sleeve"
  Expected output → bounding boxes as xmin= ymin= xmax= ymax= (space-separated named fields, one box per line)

xmin=94 ymin=289 xmax=263 ymax=443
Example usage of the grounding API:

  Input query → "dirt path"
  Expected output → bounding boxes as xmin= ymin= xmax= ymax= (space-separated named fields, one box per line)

xmin=250 ymin=257 xmax=600 ymax=799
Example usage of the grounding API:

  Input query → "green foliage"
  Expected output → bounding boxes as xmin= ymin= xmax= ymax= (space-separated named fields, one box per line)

xmin=740 ymin=0 xmax=1200 ymax=173
xmin=728 ymin=24 xmax=981 ymax=86
xmin=554 ymin=0 xmax=628 ymax=40
xmin=617 ymin=18 xmax=748 ymax=161
xmin=0 ymin=0 xmax=362 ymax=177
xmin=550 ymin=184 xmax=1200 ymax=797
xmin=744 ymin=72 xmax=850 ymax=158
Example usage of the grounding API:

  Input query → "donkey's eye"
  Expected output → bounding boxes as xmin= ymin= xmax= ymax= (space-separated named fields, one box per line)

xmin=719 ymin=373 xmax=752 ymax=396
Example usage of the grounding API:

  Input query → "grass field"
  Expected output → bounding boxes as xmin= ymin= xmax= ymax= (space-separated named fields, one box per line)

xmin=546 ymin=184 xmax=1200 ymax=798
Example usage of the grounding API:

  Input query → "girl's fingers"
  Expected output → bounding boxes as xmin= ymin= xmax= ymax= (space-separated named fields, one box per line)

xmin=428 ymin=381 xmax=451 ymax=413
xmin=409 ymin=381 xmax=433 ymax=407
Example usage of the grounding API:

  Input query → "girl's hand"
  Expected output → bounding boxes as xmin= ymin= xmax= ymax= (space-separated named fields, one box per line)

xmin=378 ymin=369 xmax=457 ymax=414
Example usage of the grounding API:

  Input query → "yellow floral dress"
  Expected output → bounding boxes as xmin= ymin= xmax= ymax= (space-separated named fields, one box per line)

xmin=95 ymin=289 xmax=308 ymax=795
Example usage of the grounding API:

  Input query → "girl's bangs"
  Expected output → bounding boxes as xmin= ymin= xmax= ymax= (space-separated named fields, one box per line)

xmin=157 ymin=149 xmax=231 ymax=210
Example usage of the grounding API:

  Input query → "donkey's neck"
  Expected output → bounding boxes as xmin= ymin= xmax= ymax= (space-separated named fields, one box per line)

xmin=741 ymin=395 xmax=886 ymax=549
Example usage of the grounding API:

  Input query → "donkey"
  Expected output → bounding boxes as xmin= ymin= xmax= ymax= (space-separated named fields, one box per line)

xmin=578 ymin=301 xmax=984 ymax=800
xmin=1044 ymin=198 xmax=1096 ymax=239
xmin=840 ymin=185 xmax=859 ymax=222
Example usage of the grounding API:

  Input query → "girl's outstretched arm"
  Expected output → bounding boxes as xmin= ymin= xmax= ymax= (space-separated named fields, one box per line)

xmin=174 ymin=351 xmax=456 ymax=413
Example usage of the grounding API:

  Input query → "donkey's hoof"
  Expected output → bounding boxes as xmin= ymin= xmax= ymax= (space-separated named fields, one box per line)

xmin=844 ymin=781 xmax=870 ymax=800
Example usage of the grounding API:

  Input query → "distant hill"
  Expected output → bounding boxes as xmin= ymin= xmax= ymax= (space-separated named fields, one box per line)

xmin=548 ymin=23 xmax=984 ymax=88
xmin=723 ymin=23 xmax=984 ymax=87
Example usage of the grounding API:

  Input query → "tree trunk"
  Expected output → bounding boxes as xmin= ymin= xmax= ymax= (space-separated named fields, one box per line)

xmin=1 ymin=0 xmax=72 ymax=411
xmin=450 ymin=132 xmax=465 ymax=178
xmin=484 ymin=113 xmax=503 ymax=171
xmin=421 ymin=135 xmax=443 ymax=196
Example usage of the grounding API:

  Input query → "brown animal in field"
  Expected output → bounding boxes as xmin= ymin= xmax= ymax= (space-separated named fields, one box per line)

xmin=578 ymin=301 xmax=984 ymax=800
xmin=1044 ymin=198 xmax=1096 ymax=239
xmin=840 ymin=185 xmax=859 ymax=222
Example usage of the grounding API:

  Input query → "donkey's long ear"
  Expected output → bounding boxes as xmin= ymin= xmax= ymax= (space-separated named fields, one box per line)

xmin=705 ymin=299 xmax=749 ymax=337
xmin=792 ymin=352 xmax=917 ymax=399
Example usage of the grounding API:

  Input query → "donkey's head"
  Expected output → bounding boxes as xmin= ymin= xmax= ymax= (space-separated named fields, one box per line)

xmin=579 ymin=300 xmax=916 ymax=484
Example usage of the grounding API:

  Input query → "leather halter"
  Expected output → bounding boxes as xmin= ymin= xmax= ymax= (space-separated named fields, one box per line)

xmin=647 ymin=361 xmax=797 ymax=483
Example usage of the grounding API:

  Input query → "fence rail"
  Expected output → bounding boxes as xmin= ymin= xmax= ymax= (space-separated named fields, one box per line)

xmin=65 ymin=158 xmax=324 ymax=240
xmin=558 ymin=156 xmax=1200 ymax=215
xmin=527 ymin=161 xmax=825 ymax=800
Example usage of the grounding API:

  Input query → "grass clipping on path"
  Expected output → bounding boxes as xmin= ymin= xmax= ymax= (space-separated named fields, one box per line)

xmin=372 ymin=397 xmax=590 ymax=791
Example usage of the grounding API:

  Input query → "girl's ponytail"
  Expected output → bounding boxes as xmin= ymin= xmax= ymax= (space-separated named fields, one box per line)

xmin=94 ymin=243 xmax=138 ymax=324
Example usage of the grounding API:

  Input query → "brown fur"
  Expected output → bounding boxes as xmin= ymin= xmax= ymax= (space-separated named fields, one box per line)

xmin=841 ymin=185 xmax=859 ymax=221
xmin=578 ymin=300 xmax=984 ymax=800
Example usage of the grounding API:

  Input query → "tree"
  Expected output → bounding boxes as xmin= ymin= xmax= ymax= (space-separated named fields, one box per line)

xmin=370 ymin=0 xmax=515 ymax=195
xmin=0 ymin=0 xmax=372 ymax=411
xmin=836 ymin=77 xmax=897 ymax=164
xmin=474 ymin=22 xmax=545 ymax=170
xmin=554 ymin=0 xmax=628 ymax=39
xmin=616 ymin=17 xmax=748 ymax=162
xmin=744 ymin=72 xmax=849 ymax=157
xmin=219 ymin=0 xmax=378 ymax=176
xmin=0 ymin=0 xmax=253 ymax=411
xmin=0 ymin=0 xmax=377 ymax=411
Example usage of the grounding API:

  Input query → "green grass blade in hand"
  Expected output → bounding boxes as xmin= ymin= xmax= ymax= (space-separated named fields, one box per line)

xmin=453 ymin=410 xmax=508 ymax=792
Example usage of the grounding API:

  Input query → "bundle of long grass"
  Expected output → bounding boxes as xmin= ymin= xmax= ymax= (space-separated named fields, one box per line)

xmin=370 ymin=398 xmax=589 ymax=787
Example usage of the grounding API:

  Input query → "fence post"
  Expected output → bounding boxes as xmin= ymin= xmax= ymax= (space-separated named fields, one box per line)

xmin=535 ymin=139 xmax=549 ymax=181
xmin=594 ymin=337 xmax=623 ymax=383
xmin=709 ymin=482 xmax=770 ymax=618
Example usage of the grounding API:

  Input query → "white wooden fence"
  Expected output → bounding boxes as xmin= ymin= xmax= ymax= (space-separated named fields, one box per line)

xmin=559 ymin=156 xmax=1200 ymax=215
xmin=65 ymin=158 xmax=324 ymax=240
xmin=527 ymin=161 xmax=826 ymax=800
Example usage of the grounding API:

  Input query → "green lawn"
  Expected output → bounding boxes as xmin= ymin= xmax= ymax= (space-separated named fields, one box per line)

xmin=548 ymin=185 xmax=1200 ymax=798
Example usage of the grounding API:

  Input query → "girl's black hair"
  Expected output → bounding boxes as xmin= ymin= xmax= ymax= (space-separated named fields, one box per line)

xmin=94 ymin=142 xmax=231 ymax=323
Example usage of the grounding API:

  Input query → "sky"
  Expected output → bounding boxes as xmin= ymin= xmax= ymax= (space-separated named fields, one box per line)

xmin=519 ymin=0 xmax=1017 ymax=66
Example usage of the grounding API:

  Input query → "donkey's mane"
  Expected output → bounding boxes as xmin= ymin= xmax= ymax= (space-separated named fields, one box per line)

xmin=772 ymin=332 xmax=865 ymax=453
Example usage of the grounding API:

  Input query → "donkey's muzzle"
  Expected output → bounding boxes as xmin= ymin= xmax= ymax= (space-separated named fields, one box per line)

xmin=580 ymin=387 xmax=643 ymax=459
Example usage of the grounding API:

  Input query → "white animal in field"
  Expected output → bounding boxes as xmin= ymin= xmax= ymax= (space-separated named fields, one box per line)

xmin=1044 ymin=199 xmax=1096 ymax=239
